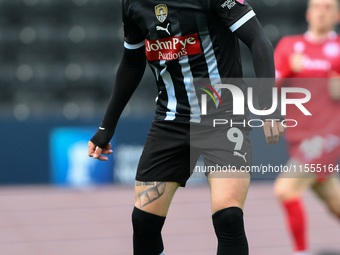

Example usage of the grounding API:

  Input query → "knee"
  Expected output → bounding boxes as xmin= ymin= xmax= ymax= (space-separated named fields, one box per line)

xmin=132 ymin=207 xmax=165 ymax=255
xmin=274 ymin=182 xmax=286 ymax=200
xmin=132 ymin=207 xmax=165 ymax=236
xmin=274 ymin=180 xmax=293 ymax=201
xmin=212 ymin=207 xmax=245 ymax=237
xmin=324 ymin=199 xmax=340 ymax=217
xmin=132 ymin=207 xmax=146 ymax=236
xmin=212 ymin=207 xmax=248 ymax=254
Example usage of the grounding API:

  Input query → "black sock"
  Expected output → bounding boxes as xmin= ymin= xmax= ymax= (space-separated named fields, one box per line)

xmin=132 ymin=206 xmax=166 ymax=255
xmin=212 ymin=207 xmax=248 ymax=255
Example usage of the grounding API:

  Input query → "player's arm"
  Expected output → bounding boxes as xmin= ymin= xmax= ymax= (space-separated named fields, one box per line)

xmin=211 ymin=0 xmax=285 ymax=144
xmin=88 ymin=46 xmax=146 ymax=160
xmin=274 ymin=38 xmax=291 ymax=90
xmin=234 ymin=17 xmax=274 ymax=78
xmin=274 ymin=37 xmax=298 ymax=79
xmin=89 ymin=0 xmax=147 ymax=160
xmin=233 ymin=17 xmax=285 ymax=145
xmin=328 ymin=71 xmax=340 ymax=100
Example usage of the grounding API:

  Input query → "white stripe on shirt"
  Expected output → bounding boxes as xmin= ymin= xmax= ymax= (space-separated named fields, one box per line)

xmin=178 ymin=56 xmax=201 ymax=123
xmin=124 ymin=41 xmax=145 ymax=50
xmin=229 ymin=10 xmax=256 ymax=32
xmin=159 ymin=61 xmax=177 ymax=121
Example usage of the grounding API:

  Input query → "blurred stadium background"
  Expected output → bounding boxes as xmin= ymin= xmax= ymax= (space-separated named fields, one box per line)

xmin=0 ymin=0 xmax=339 ymax=254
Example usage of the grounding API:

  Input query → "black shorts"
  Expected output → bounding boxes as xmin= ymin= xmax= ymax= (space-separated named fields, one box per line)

xmin=136 ymin=120 xmax=252 ymax=187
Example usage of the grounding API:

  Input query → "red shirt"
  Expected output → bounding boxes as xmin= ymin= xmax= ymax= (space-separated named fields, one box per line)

xmin=274 ymin=32 xmax=340 ymax=143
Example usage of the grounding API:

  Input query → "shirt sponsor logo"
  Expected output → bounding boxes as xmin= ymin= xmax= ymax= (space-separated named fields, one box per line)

xmin=155 ymin=4 xmax=168 ymax=23
xmin=303 ymin=57 xmax=331 ymax=71
xmin=221 ymin=0 xmax=236 ymax=9
xmin=145 ymin=33 xmax=202 ymax=61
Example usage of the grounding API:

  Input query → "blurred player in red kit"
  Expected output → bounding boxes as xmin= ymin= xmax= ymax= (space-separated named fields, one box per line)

xmin=274 ymin=0 xmax=340 ymax=254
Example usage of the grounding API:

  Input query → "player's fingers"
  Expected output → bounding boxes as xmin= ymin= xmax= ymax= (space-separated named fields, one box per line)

xmin=88 ymin=141 xmax=96 ymax=157
xmin=93 ymin=146 xmax=103 ymax=159
xmin=271 ymin=122 xmax=279 ymax=145
xmin=97 ymin=155 xmax=109 ymax=161
xmin=100 ymin=143 xmax=113 ymax=155
xmin=95 ymin=143 xmax=111 ymax=156
xmin=263 ymin=122 xmax=273 ymax=145
xmin=101 ymin=149 xmax=113 ymax=155
xmin=104 ymin=143 xmax=112 ymax=150
xmin=94 ymin=146 xmax=112 ymax=161
xmin=278 ymin=122 xmax=286 ymax=138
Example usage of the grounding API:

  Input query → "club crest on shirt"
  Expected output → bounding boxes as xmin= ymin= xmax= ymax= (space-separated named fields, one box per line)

xmin=155 ymin=4 xmax=168 ymax=23
xmin=323 ymin=42 xmax=340 ymax=58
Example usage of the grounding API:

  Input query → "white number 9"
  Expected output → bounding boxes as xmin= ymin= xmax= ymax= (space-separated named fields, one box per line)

xmin=227 ymin=127 xmax=244 ymax=150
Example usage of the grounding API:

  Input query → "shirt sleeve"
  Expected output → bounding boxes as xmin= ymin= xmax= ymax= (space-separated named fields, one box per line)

xmin=122 ymin=0 xmax=146 ymax=49
xmin=330 ymin=40 xmax=340 ymax=74
xmin=274 ymin=37 xmax=293 ymax=79
xmin=274 ymin=37 xmax=293 ymax=88
xmin=211 ymin=0 xmax=255 ymax=32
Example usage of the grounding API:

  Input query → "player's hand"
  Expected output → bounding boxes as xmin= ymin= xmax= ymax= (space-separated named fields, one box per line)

xmin=88 ymin=141 xmax=113 ymax=161
xmin=263 ymin=121 xmax=286 ymax=145
xmin=289 ymin=53 xmax=305 ymax=73
xmin=328 ymin=70 xmax=340 ymax=100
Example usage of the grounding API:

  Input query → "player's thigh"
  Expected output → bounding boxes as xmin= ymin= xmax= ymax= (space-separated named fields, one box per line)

xmin=136 ymin=120 xmax=192 ymax=187
xmin=274 ymin=159 xmax=316 ymax=200
xmin=208 ymin=171 xmax=250 ymax=214
xmin=134 ymin=181 xmax=180 ymax=217
xmin=312 ymin=175 xmax=340 ymax=215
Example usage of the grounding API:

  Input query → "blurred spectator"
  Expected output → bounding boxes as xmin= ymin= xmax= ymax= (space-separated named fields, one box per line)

xmin=273 ymin=0 xmax=340 ymax=254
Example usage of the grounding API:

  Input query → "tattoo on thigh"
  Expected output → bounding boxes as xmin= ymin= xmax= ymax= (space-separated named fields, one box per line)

xmin=137 ymin=182 xmax=166 ymax=208
xmin=135 ymin=181 xmax=157 ymax=186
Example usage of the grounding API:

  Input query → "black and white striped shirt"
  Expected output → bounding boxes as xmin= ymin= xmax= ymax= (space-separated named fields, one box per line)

xmin=122 ymin=0 xmax=256 ymax=123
